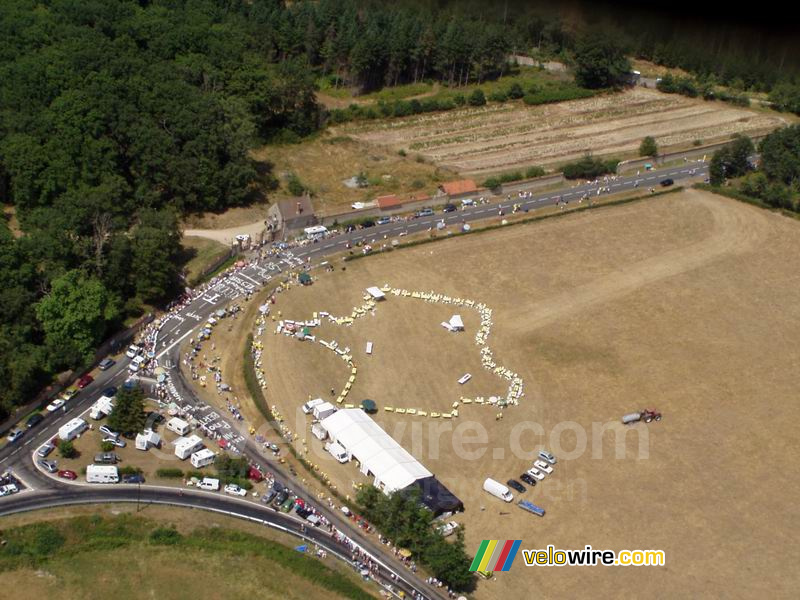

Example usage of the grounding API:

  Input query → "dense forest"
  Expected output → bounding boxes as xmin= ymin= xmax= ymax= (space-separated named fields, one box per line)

xmin=1 ymin=0 xmax=798 ymax=419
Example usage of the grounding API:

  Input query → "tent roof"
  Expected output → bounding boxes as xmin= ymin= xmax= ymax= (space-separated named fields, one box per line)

xmin=321 ymin=409 xmax=432 ymax=493
xmin=407 ymin=476 xmax=464 ymax=515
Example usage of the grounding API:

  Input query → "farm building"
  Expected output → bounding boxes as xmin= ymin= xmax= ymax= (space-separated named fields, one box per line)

xmin=376 ymin=194 xmax=403 ymax=211
xmin=439 ymin=179 xmax=478 ymax=198
xmin=267 ymin=196 xmax=318 ymax=233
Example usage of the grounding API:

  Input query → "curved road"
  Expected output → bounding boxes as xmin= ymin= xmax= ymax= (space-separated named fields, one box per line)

xmin=0 ymin=483 xmax=423 ymax=599
xmin=0 ymin=160 xmax=709 ymax=597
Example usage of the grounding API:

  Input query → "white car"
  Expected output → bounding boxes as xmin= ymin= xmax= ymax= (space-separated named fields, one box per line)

xmin=99 ymin=425 xmax=119 ymax=438
xmin=45 ymin=398 xmax=65 ymax=412
xmin=6 ymin=429 xmax=24 ymax=443
xmin=351 ymin=202 xmax=366 ymax=210
xmin=0 ymin=483 xmax=19 ymax=496
xmin=526 ymin=467 xmax=545 ymax=481
xmin=125 ymin=344 xmax=142 ymax=359
xmin=534 ymin=460 xmax=554 ymax=474
xmin=128 ymin=355 xmax=146 ymax=373
xmin=224 ymin=484 xmax=247 ymax=497
xmin=437 ymin=521 xmax=460 ymax=538
xmin=103 ymin=437 xmax=126 ymax=448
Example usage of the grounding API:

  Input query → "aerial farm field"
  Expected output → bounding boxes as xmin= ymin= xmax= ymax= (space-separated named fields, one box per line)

xmin=258 ymin=189 xmax=800 ymax=599
xmin=338 ymin=87 xmax=786 ymax=175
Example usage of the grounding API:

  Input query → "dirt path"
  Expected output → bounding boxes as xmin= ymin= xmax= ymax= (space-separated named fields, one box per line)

xmin=182 ymin=220 xmax=266 ymax=245
xmin=520 ymin=190 xmax=768 ymax=330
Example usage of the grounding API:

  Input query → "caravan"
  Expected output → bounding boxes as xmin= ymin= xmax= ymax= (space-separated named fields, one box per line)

xmin=166 ymin=417 xmax=190 ymax=436
xmin=173 ymin=435 xmax=204 ymax=460
xmin=86 ymin=464 xmax=119 ymax=484
xmin=190 ymin=448 xmax=216 ymax=469
xmin=58 ymin=418 xmax=88 ymax=441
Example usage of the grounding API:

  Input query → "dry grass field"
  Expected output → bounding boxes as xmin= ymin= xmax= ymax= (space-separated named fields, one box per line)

xmin=0 ymin=506 xmax=374 ymax=600
xmin=252 ymin=134 xmax=453 ymax=215
xmin=338 ymin=88 xmax=786 ymax=175
xmin=258 ymin=189 xmax=800 ymax=598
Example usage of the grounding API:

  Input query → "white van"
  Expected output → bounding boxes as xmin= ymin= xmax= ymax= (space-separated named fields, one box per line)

xmin=128 ymin=355 xmax=146 ymax=373
xmin=86 ymin=464 xmax=119 ymax=484
xmin=199 ymin=477 xmax=220 ymax=491
xmin=483 ymin=478 xmax=513 ymax=502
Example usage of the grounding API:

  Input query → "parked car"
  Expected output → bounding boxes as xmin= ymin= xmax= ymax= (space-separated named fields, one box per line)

xmin=37 ymin=441 xmax=56 ymax=458
xmin=102 ymin=437 xmax=126 ymax=448
xmin=520 ymin=473 xmax=537 ymax=486
xmin=77 ymin=374 xmax=94 ymax=389
xmin=280 ymin=496 xmax=296 ymax=512
xmin=273 ymin=490 xmax=289 ymax=506
xmin=99 ymin=425 xmax=119 ymax=438
xmin=538 ymin=450 xmax=557 ymax=465
xmin=38 ymin=459 xmax=58 ymax=473
xmin=415 ymin=208 xmax=434 ymax=218
xmin=376 ymin=216 xmax=391 ymax=225
xmin=534 ymin=460 xmax=554 ymax=474
xmin=98 ymin=358 xmax=115 ymax=371
xmin=436 ymin=521 xmax=460 ymax=537
xmin=506 ymin=479 xmax=526 ymax=493
xmin=526 ymin=467 xmax=545 ymax=481
xmin=122 ymin=474 xmax=145 ymax=484
xmin=60 ymin=386 xmax=79 ymax=401
xmin=26 ymin=413 xmax=44 ymax=428
xmin=102 ymin=386 xmax=118 ymax=397
xmin=224 ymin=484 xmax=247 ymax=497
xmin=45 ymin=398 xmax=65 ymax=412
xmin=125 ymin=344 xmax=142 ymax=359
xmin=659 ymin=178 xmax=674 ymax=187
xmin=442 ymin=203 xmax=457 ymax=213
xmin=262 ymin=488 xmax=279 ymax=504
xmin=58 ymin=470 xmax=78 ymax=480
xmin=0 ymin=483 xmax=19 ymax=496
xmin=6 ymin=429 xmax=24 ymax=443
xmin=94 ymin=452 xmax=120 ymax=465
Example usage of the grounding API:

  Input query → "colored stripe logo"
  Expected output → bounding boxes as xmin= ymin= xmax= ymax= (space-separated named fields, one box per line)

xmin=470 ymin=540 xmax=522 ymax=572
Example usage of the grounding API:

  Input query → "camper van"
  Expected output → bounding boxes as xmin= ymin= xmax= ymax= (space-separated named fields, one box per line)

xmin=483 ymin=478 xmax=513 ymax=502
xmin=86 ymin=464 xmax=119 ymax=484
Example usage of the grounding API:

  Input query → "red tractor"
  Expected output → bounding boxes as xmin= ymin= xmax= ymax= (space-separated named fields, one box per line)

xmin=641 ymin=409 xmax=662 ymax=423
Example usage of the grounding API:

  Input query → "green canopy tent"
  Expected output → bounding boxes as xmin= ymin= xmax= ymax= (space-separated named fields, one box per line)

xmin=361 ymin=399 xmax=377 ymax=414
xmin=299 ymin=272 xmax=312 ymax=285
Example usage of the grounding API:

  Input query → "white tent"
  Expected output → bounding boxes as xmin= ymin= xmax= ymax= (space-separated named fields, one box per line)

xmin=320 ymin=409 xmax=432 ymax=494
xmin=135 ymin=430 xmax=161 ymax=451
xmin=365 ymin=287 xmax=386 ymax=301
xmin=448 ymin=315 xmax=464 ymax=331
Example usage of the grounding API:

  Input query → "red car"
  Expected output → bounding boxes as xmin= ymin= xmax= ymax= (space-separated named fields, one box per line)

xmin=77 ymin=374 xmax=94 ymax=389
xmin=58 ymin=470 xmax=78 ymax=480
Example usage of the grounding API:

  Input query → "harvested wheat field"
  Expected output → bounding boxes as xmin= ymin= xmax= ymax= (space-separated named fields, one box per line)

xmin=260 ymin=189 xmax=800 ymax=599
xmin=339 ymin=88 xmax=786 ymax=175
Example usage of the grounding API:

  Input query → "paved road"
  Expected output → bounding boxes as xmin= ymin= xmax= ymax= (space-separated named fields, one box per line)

xmin=0 ymin=483 xmax=425 ymax=599
xmin=0 ymin=159 xmax=709 ymax=597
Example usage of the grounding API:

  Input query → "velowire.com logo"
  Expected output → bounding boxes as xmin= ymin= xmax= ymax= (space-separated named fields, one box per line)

xmin=469 ymin=540 xmax=522 ymax=572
